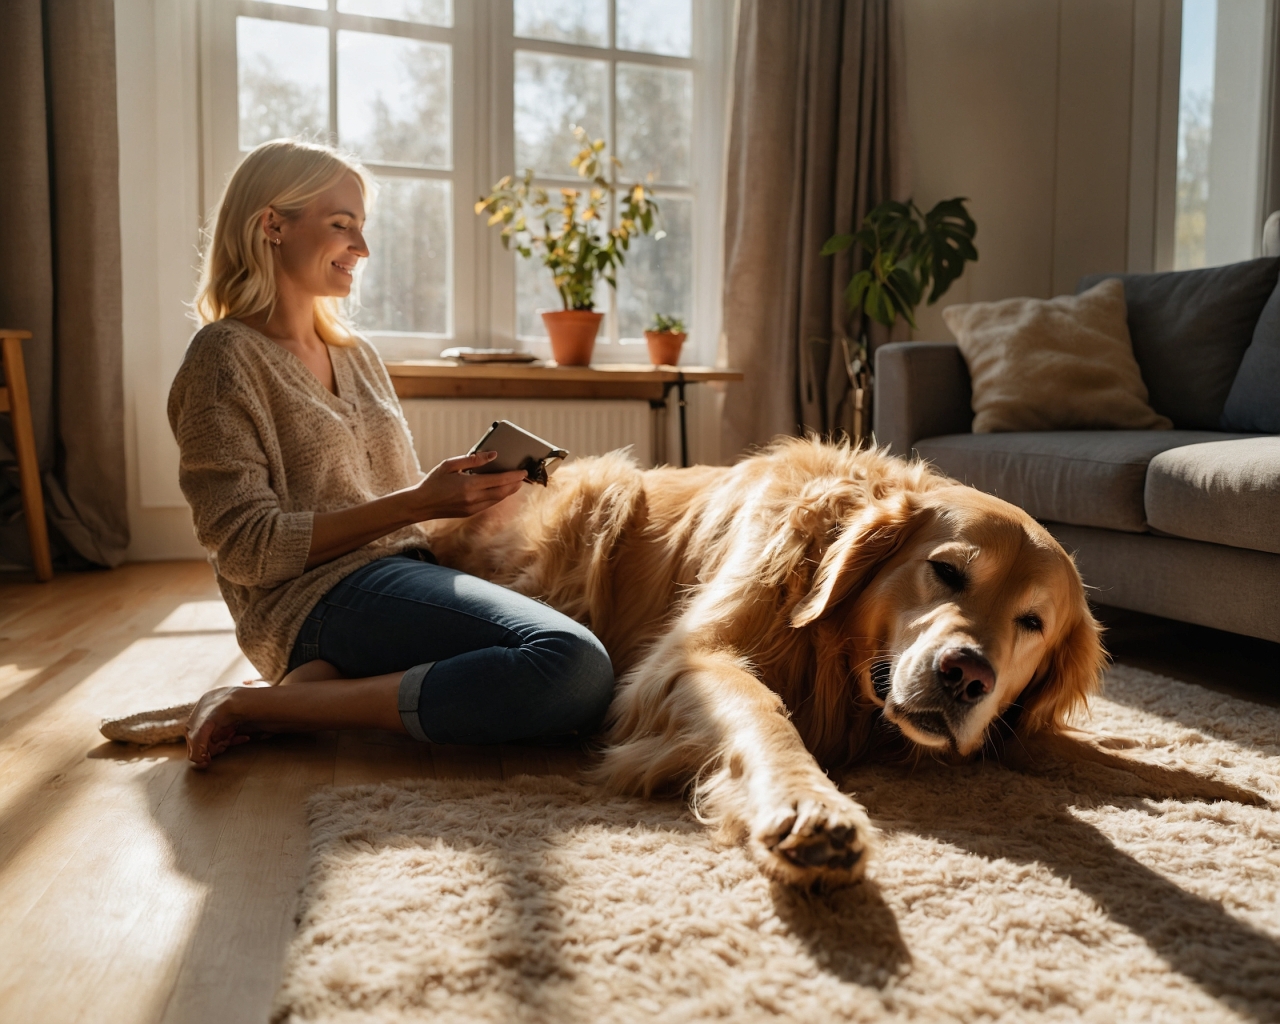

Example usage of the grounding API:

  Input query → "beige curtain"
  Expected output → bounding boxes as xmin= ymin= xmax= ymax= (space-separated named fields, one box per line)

xmin=721 ymin=0 xmax=909 ymax=457
xmin=0 ymin=0 xmax=129 ymax=568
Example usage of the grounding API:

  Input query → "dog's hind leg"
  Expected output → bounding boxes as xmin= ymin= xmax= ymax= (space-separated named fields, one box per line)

xmin=595 ymin=647 xmax=876 ymax=889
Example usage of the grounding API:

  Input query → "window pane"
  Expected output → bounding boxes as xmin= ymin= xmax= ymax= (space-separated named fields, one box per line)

xmin=338 ymin=31 xmax=451 ymax=169
xmin=617 ymin=0 xmax=692 ymax=57
xmin=515 ymin=254 xmax=569 ymax=342
xmin=1175 ymin=0 xmax=1270 ymax=269
xmin=358 ymin=178 xmax=451 ymax=335
xmin=237 ymin=18 xmax=329 ymax=150
xmin=1175 ymin=0 xmax=1215 ymax=270
xmin=515 ymin=51 xmax=607 ymax=177
xmin=514 ymin=0 xmax=607 ymax=47
xmin=516 ymin=195 xmax=612 ymax=339
xmin=617 ymin=195 xmax=691 ymax=342
xmin=616 ymin=64 xmax=692 ymax=185
xmin=337 ymin=0 xmax=452 ymax=26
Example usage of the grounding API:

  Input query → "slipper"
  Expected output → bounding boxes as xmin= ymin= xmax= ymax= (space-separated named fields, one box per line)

xmin=100 ymin=702 xmax=197 ymax=746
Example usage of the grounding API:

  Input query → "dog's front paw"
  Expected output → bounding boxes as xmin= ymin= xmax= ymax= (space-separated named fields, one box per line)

xmin=750 ymin=784 xmax=875 ymax=889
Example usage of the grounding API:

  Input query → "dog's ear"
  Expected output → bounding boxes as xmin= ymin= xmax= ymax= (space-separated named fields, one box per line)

xmin=790 ymin=494 xmax=920 ymax=627
xmin=1014 ymin=609 xmax=1107 ymax=736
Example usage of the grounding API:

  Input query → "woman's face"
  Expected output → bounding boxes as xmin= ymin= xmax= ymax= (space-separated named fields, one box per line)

xmin=266 ymin=172 xmax=370 ymax=299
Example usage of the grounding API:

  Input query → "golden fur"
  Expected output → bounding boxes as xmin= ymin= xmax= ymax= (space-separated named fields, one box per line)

xmin=426 ymin=438 xmax=1107 ymax=888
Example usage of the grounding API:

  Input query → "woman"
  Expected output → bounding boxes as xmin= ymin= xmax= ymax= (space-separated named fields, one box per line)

xmin=170 ymin=139 xmax=615 ymax=767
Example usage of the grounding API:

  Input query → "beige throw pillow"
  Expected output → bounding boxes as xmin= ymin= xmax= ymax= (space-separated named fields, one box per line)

xmin=942 ymin=278 xmax=1172 ymax=433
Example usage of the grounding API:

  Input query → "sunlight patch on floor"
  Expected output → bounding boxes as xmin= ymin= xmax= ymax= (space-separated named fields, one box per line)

xmin=0 ymin=633 xmax=245 ymax=822
xmin=0 ymin=757 xmax=207 ymax=1024
xmin=153 ymin=600 xmax=237 ymax=634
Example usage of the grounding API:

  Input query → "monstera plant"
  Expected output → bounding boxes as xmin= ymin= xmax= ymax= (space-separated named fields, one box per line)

xmin=822 ymin=197 xmax=978 ymax=329
xmin=820 ymin=198 xmax=978 ymax=443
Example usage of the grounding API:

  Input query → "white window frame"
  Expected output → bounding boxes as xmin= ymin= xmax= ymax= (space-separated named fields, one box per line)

xmin=198 ymin=0 xmax=730 ymax=365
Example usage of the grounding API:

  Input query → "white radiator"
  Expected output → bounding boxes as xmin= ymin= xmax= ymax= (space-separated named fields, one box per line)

xmin=401 ymin=399 xmax=655 ymax=471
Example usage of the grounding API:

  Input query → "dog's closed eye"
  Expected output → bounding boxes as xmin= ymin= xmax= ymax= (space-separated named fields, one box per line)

xmin=1015 ymin=612 xmax=1044 ymax=634
xmin=929 ymin=560 xmax=966 ymax=591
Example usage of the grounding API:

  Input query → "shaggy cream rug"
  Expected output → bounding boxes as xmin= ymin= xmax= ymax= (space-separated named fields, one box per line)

xmin=272 ymin=666 xmax=1280 ymax=1023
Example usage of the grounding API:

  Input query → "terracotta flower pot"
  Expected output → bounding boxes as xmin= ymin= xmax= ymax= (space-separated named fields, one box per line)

xmin=542 ymin=310 xmax=603 ymax=366
xmin=644 ymin=330 xmax=686 ymax=366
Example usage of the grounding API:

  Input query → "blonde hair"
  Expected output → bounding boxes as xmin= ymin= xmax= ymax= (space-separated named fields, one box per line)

xmin=194 ymin=139 xmax=374 ymax=346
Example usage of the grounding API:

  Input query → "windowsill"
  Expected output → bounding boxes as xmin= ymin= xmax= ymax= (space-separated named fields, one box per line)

xmin=383 ymin=360 xmax=742 ymax=401
xmin=367 ymin=333 xmax=706 ymax=366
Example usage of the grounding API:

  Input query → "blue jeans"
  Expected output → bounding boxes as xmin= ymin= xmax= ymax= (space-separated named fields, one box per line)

xmin=287 ymin=553 xmax=615 ymax=745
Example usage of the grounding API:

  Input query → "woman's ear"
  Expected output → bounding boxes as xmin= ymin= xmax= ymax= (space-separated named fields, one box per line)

xmin=261 ymin=206 xmax=284 ymax=244
xmin=1015 ymin=609 xmax=1107 ymax=736
xmin=790 ymin=493 xmax=920 ymax=628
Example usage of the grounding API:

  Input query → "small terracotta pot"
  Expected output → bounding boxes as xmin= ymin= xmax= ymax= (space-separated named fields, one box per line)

xmin=542 ymin=310 xmax=603 ymax=366
xmin=644 ymin=330 xmax=686 ymax=366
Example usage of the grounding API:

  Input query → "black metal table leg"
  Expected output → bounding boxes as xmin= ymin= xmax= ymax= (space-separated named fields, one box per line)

xmin=677 ymin=373 xmax=688 ymax=468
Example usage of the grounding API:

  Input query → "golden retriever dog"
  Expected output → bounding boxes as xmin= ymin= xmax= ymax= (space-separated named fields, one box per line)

xmin=425 ymin=437 xmax=1248 ymax=889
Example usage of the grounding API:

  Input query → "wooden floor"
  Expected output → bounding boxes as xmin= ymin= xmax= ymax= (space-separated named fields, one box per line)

xmin=0 ymin=562 xmax=1275 ymax=1023
xmin=0 ymin=561 xmax=584 ymax=1024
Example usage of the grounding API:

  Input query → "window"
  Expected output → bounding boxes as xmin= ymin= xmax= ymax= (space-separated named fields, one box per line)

xmin=1174 ymin=0 xmax=1275 ymax=269
xmin=506 ymin=0 xmax=694 ymax=347
xmin=201 ymin=0 xmax=729 ymax=361
xmin=204 ymin=0 xmax=472 ymax=358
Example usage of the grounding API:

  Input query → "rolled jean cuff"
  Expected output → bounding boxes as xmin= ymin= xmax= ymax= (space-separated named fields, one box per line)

xmin=398 ymin=662 xmax=435 ymax=742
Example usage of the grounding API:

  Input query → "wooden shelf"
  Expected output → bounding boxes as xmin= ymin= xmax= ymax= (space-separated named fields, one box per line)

xmin=384 ymin=361 xmax=743 ymax=401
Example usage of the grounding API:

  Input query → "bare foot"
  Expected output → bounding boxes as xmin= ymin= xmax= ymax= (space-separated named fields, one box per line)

xmin=185 ymin=687 xmax=251 ymax=768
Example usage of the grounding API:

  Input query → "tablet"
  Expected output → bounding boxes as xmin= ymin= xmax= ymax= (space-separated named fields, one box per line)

xmin=468 ymin=420 xmax=569 ymax=485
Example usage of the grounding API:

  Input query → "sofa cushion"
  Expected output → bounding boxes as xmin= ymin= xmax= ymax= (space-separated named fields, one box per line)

xmin=1047 ymin=524 xmax=1280 ymax=643
xmin=1220 ymin=277 xmax=1280 ymax=432
xmin=942 ymin=279 xmax=1171 ymax=433
xmin=1079 ymin=257 xmax=1280 ymax=430
xmin=916 ymin=431 xmax=1254 ymax=533
xmin=1145 ymin=437 xmax=1280 ymax=554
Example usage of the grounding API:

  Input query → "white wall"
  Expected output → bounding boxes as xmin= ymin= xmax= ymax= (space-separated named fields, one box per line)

xmin=902 ymin=0 xmax=1182 ymax=341
xmin=115 ymin=0 xmax=207 ymax=561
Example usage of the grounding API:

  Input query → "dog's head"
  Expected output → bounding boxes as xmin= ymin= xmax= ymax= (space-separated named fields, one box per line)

xmin=791 ymin=486 xmax=1104 ymax=757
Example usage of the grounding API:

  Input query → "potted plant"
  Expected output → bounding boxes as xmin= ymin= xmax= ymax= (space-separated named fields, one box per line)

xmin=476 ymin=127 xmax=661 ymax=365
xmin=822 ymin=197 xmax=978 ymax=442
xmin=644 ymin=314 xmax=686 ymax=366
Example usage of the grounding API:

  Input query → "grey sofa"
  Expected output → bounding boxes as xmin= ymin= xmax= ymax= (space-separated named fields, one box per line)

xmin=874 ymin=297 xmax=1280 ymax=644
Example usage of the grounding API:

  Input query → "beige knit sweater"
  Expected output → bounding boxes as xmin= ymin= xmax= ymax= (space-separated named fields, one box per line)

xmin=168 ymin=318 xmax=430 ymax=681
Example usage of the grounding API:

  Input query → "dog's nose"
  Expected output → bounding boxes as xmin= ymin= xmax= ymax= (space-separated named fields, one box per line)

xmin=936 ymin=647 xmax=995 ymax=704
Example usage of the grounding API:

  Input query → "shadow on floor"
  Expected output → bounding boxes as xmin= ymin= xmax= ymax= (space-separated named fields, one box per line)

xmin=855 ymin=758 xmax=1280 ymax=1022
xmin=1097 ymin=604 xmax=1280 ymax=708
xmin=770 ymin=877 xmax=910 ymax=987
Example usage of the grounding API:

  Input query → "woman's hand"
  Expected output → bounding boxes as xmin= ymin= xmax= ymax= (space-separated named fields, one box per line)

xmin=403 ymin=451 xmax=528 ymax=521
xmin=303 ymin=451 xmax=528 ymax=570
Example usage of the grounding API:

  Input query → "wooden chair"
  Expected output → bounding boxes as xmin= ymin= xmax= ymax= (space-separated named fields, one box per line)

xmin=0 ymin=330 xmax=52 ymax=581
